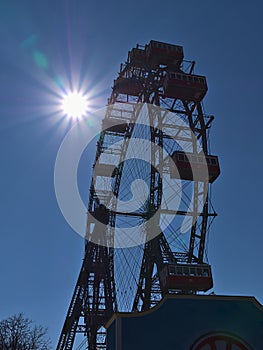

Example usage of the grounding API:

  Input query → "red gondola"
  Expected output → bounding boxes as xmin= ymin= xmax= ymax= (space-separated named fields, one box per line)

xmin=170 ymin=151 xmax=220 ymax=183
xmin=146 ymin=40 xmax=184 ymax=66
xmin=160 ymin=263 xmax=213 ymax=292
xmin=163 ymin=72 xmax=208 ymax=102
xmin=102 ymin=117 xmax=128 ymax=133
xmin=128 ymin=48 xmax=146 ymax=67
xmin=93 ymin=163 xmax=116 ymax=177
xmin=113 ymin=77 xmax=143 ymax=96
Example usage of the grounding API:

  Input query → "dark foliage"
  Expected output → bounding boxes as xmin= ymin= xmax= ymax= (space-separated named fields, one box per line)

xmin=0 ymin=313 xmax=51 ymax=350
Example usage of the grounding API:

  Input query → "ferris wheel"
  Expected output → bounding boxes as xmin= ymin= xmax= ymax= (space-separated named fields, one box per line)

xmin=57 ymin=40 xmax=220 ymax=350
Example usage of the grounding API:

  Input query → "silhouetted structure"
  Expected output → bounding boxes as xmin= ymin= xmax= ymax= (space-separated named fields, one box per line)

xmin=107 ymin=295 xmax=263 ymax=349
xmin=57 ymin=40 xmax=220 ymax=350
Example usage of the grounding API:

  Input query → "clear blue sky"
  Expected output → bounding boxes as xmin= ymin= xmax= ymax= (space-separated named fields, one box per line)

xmin=1 ymin=0 xmax=263 ymax=347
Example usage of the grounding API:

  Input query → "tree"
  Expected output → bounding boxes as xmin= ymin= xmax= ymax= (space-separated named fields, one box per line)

xmin=0 ymin=313 xmax=51 ymax=350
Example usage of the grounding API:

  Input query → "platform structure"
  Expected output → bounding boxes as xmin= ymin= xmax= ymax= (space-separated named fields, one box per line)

xmin=57 ymin=40 xmax=221 ymax=350
xmin=107 ymin=294 xmax=263 ymax=349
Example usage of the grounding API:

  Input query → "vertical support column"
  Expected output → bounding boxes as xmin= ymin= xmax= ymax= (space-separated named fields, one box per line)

xmin=116 ymin=317 xmax=122 ymax=350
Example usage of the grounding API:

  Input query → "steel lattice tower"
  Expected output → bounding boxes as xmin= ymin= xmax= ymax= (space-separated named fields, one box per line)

xmin=57 ymin=40 xmax=220 ymax=349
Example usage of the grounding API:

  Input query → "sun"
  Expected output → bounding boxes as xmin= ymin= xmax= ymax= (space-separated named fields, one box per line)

xmin=62 ymin=92 xmax=88 ymax=119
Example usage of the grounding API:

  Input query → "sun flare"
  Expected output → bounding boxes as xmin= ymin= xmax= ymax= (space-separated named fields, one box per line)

xmin=62 ymin=92 xmax=88 ymax=119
